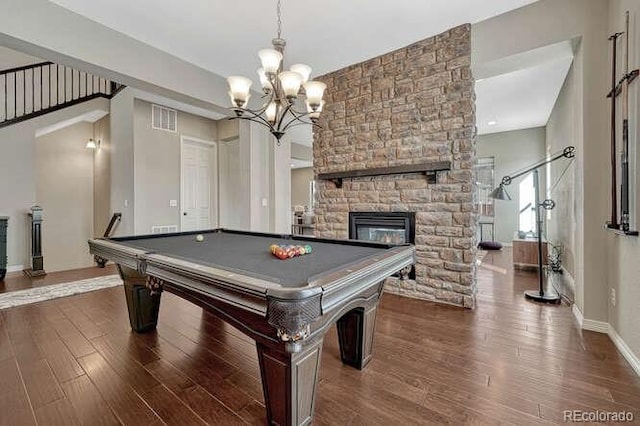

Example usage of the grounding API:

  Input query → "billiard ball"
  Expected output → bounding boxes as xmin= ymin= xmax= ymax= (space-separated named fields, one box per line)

xmin=196 ymin=234 xmax=204 ymax=242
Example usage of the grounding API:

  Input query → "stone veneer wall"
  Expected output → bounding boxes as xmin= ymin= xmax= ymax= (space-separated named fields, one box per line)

xmin=312 ymin=24 xmax=477 ymax=308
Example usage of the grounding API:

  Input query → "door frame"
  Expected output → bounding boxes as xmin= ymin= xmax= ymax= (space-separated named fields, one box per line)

xmin=180 ymin=135 xmax=219 ymax=231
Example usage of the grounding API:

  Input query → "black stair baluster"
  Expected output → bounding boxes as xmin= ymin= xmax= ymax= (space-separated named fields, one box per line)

xmin=0 ymin=61 xmax=124 ymax=128
xmin=40 ymin=66 xmax=44 ymax=111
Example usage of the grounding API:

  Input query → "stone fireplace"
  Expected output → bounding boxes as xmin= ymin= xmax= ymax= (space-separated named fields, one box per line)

xmin=312 ymin=24 xmax=477 ymax=308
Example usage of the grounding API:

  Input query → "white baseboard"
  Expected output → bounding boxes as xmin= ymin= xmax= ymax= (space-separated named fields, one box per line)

xmin=572 ymin=304 xmax=640 ymax=376
xmin=573 ymin=304 xmax=609 ymax=333
xmin=608 ymin=327 xmax=640 ymax=377
xmin=7 ymin=265 xmax=24 ymax=273
xmin=582 ymin=318 xmax=610 ymax=334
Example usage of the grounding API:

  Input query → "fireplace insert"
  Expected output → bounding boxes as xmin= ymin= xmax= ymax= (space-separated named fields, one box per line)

xmin=349 ymin=212 xmax=415 ymax=279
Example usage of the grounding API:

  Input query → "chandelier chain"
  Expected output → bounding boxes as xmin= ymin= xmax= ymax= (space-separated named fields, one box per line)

xmin=277 ymin=0 xmax=282 ymax=39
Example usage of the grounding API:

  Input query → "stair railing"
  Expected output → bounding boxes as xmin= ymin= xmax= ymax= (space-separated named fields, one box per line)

xmin=0 ymin=61 xmax=124 ymax=128
xmin=95 ymin=212 xmax=122 ymax=268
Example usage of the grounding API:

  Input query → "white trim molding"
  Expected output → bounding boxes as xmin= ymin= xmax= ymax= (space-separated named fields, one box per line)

xmin=608 ymin=327 xmax=640 ymax=377
xmin=572 ymin=304 xmax=609 ymax=333
xmin=7 ymin=265 xmax=24 ymax=273
xmin=572 ymin=304 xmax=640 ymax=376
xmin=582 ymin=318 xmax=610 ymax=334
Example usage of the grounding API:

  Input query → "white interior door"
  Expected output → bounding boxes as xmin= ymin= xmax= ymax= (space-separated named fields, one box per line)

xmin=181 ymin=137 xmax=217 ymax=232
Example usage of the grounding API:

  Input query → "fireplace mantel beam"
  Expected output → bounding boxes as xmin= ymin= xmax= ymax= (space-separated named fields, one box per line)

xmin=317 ymin=161 xmax=451 ymax=188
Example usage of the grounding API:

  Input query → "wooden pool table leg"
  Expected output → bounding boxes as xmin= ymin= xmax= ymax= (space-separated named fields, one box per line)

xmin=117 ymin=265 xmax=162 ymax=333
xmin=256 ymin=337 xmax=324 ymax=426
xmin=336 ymin=303 xmax=379 ymax=370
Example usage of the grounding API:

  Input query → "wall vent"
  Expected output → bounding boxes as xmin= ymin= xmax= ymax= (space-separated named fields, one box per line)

xmin=151 ymin=104 xmax=177 ymax=132
xmin=151 ymin=225 xmax=178 ymax=234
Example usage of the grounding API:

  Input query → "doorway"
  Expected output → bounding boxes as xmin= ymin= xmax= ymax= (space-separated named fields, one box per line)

xmin=180 ymin=136 xmax=218 ymax=232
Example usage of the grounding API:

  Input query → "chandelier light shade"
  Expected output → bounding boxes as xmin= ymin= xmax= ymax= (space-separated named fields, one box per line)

xmin=303 ymin=81 xmax=327 ymax=109
xmin=278 ymin=71 xmax=303 ymax=99
xmin=227 ymin=76 xmax=253 ymax=109
xmin=226 ymin=0 xmax=326 ymax=142
xmin=258 ymin=49 xmax=283 ymax=75
xmin=290 ymin=64 xmax=312 ymax=83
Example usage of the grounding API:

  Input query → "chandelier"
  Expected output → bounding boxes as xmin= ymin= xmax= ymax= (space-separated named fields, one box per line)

xmin=226 ymin=0 xmax=326 ymax=142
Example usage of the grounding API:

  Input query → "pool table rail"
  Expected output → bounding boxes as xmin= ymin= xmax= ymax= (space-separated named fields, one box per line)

xmin=317 ymin=246 xmax=414 ymax=313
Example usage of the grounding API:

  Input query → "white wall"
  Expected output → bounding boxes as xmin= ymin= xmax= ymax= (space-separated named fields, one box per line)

xmin=93 ymin=115 xmax=111 ymax=236
xmin=271 ymin=132 xmax=291 ymax=234
xmin=36 ymin=121 xmax=94 ymax=272
xmin=109 ymin=88 xmax=135 ymax=236
xmin=108 ymin=98 xmax=280 ymax=235
xmin=291 ymin=142 xmax=313 ymax=162
xmin=133 ymin=99 xmax=217 ymax=234
xmin=218 ymin=137 xmax=243 ymax=229
xmin=546 ymin=62 xmax=578 ymax=280
xmin=477 ymin=127 xmax=546 ymax=243
xmin=0 ymin=46 xmax=41 ymax=70
xmin=291 ymin=168 xmax=313 ymax=208
xmin=0 ymin=124 xmax=36 ymax=271
xmin=0 ymin=97 xmax=109 ymax=269
xmin=247 ymin=122 xmax=269 ymax=232
xmin=607 ymin=0 xmax=640 ymax=369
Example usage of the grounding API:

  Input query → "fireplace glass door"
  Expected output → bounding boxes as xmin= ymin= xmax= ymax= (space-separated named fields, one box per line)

xmin=349 ymin=212 xmax=415 ymax=244
xmin=356 ymin=226 xmax=407 ymax=245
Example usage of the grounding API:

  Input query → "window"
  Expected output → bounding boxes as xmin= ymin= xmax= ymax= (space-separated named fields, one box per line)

xmin=475 ymin=157 xmax=495 ymax=217
xmin=308 ymin=180 xmax=316 ymax=211
xmin=152 ymin=104 xmax=177 ymax=132
xmin=519 ymin=173 xmax=536 ymax=233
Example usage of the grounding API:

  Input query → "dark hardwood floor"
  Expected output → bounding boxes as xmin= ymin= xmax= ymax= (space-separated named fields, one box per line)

xmin=1 ymin=249 xmax=639 ymax=425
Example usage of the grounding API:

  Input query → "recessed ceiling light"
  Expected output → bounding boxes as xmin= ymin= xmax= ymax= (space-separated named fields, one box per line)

xmin=291 ymin=163 xmax=296 ymax=168
xmin=487 ymin=121 xmax=497 ymax=126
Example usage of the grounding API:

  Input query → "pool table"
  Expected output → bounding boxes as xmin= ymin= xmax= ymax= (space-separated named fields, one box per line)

xmin=88 ymin=229 xmax=414 ymax=426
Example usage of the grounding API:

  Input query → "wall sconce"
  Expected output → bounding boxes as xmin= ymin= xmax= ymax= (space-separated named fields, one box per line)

xmin=86 ymin=138 xmax=100 ymax=149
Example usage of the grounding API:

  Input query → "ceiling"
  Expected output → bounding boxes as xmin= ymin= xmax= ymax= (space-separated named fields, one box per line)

xmin=44 ymin=0 xmax=568 ymax=144
xmin=475 ymin=41 xmax=574 ymax=135
xmin=48 ymin=0 xmax=536 ymax=80
xmin=290 ymin=158 xmax=313 ymax=169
